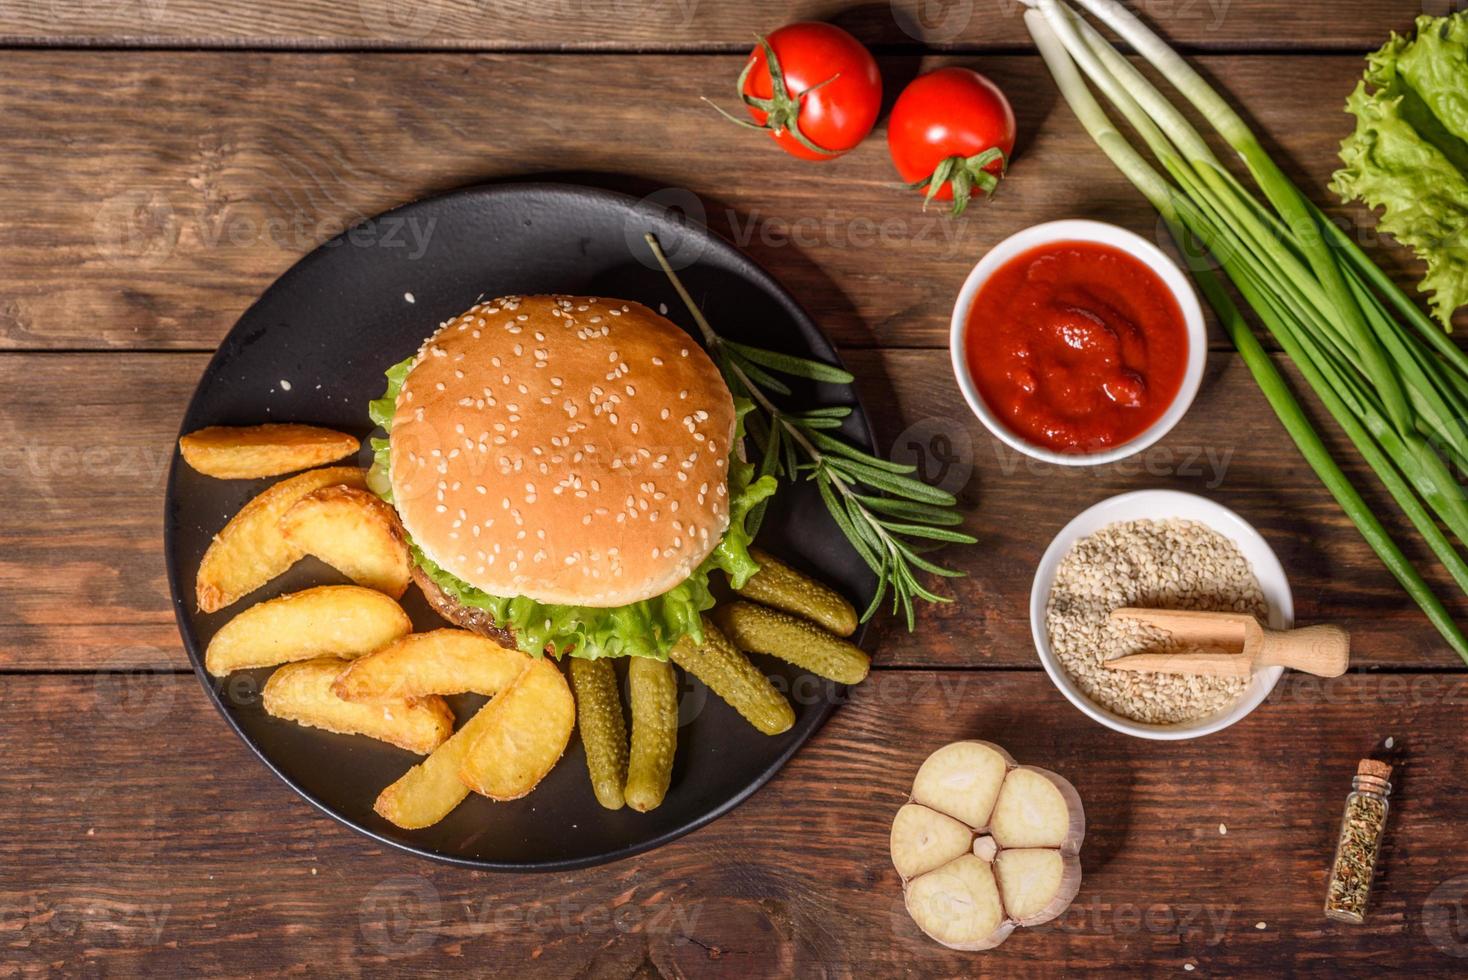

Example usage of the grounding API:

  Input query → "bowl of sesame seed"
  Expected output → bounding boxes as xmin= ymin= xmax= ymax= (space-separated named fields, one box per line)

xmin=1029 ymin=490 xmax=1293 ymax=740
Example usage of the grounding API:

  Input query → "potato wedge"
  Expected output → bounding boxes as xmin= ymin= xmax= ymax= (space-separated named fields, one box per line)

xmin=179 ymin=424 xmax=360 ymax=479
xmin=264 ymin=657 xmax=452 ymax=754
xmin=334 ymin=629 xmax=531 ymax=703
xmin=372 ymin=654 xmax=554 ymax=833
xmin=204 ymin=585 xmax=411 ymax=675
xmin=375 ymin=700 xmax=496 ymax=829
xmin=458 ymin=656 xmax=575 ymax=801
xmin=280 ymin=485 xmax=410 ymax=598
xmin=195 ymin=466 xmax=367 ymax=612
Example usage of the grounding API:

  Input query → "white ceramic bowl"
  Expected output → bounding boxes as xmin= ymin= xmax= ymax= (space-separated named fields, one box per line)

xmin=1029 ymin=490 xmax=1293 ymax=740
xmin=949 ymin=219 xmax=1207 ymax=466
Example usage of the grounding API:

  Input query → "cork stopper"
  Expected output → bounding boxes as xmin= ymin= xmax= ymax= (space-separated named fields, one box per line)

xmin=1357 ymin=759 xmax=1392 ymax=780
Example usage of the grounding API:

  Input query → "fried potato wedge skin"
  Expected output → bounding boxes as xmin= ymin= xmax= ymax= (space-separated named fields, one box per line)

xmin=280 ymin=484 xmax=411 ymax=598
xmin=263 ymin=657 xmax=452 ymax=754
xmin=195 ymin=466 xmax=367 ymax=612
xmin=334 ymin=629 xmax=532 ymax=703
xmin=204 ymin=585 xmax=411 ymax=675
xmin=375 ymin=702 xmax=493 ymax=828
xmin=458 ymin=657 xmax=575 ymax=801
xmin=179 ymin=424 xmax=360 ymax=479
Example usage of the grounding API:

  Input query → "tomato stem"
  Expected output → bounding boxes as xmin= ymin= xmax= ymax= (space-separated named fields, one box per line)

xmin=704 ymin=34 xmax=840 ymax=157
xmin=910 ymin=147 xmax=1008 ymax=216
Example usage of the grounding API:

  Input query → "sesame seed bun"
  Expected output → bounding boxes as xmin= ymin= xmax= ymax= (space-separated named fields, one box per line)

xmin=389 ymin=295 xmax=736 ymax=607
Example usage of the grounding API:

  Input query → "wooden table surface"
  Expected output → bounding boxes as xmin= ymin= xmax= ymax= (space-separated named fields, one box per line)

xmin=4 ymin=1 xmax=1468 ymax=976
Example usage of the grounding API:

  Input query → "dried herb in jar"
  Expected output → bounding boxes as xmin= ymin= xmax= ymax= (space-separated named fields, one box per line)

xmin=1324 ymin=759 xmax=1392 ymax=924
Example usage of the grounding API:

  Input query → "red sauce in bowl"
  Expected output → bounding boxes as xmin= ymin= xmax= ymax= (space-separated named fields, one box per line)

xmin=964 ymin=240 xmax=1188 ymax=454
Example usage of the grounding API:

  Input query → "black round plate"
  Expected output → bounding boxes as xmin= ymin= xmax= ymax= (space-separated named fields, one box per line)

xmin=165 ymin=182 xmax=877 ymax=870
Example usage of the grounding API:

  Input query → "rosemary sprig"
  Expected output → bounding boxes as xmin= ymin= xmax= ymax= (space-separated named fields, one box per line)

xmin=644 ymin=232 xmax=975 ymax=630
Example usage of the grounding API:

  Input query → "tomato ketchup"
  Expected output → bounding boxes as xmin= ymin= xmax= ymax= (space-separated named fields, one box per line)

xmin=964 ymin=241 xmax=1188 ymax=454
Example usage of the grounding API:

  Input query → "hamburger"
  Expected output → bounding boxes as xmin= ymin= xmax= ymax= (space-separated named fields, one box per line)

xmin=367 ymin=294 xmax=775 ymax=660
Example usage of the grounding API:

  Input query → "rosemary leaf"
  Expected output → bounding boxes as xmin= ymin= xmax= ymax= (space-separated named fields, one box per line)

xmin=724 ymin=339 xmax=856 ymax=383
xmin=853 ymin=494 xmax=967 ymax=526
xmin=878 ymin=521 xmax=978 ymax=544
xmin=805 ymin=428 xmax=920 ymax=474
xmin=823 ymin=457 xmax=959 ymax=505
xmin=731 ymin=355 xmax=793 ymax=396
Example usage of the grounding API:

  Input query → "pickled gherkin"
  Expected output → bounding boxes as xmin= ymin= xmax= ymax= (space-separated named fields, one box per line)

xmin=738 ymin=547 xmax=859 ymax=637
xmin=624 ymin=657 xmax=679 ymax=812
xmin=568 ymin=658 xmax=628 ymax=810
xmin=713 ymin=602 xmax=870 ymax=685
xmin=670 ymin=617 xmax=795 ymax=735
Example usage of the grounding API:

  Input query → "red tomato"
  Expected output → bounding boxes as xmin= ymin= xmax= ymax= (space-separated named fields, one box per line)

xmin=725 ymin=22 xmax=881 ymax=162
xmin=888 ymin=67 xmax=1017 ymax=214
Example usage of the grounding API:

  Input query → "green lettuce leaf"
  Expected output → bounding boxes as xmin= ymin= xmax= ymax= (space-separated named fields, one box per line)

xmin=367 ymin=354 xmax=775 ymax=660
xmin=1333 ymin=12 xmax=1468 ymax=330
xmin=1371 ymin=13 xmax=1468 ymax=151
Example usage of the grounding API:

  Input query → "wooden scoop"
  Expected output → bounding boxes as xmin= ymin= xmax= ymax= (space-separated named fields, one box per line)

xmin=1103 ymin=607 xmax=1349 ymax=678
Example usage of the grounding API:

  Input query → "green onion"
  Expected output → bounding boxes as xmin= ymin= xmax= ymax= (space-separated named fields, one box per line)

xmin=1026 ymin=1 xmax=1468 ymax=661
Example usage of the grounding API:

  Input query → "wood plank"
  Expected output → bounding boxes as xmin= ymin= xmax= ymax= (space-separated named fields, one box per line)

xmin=2 ymin=50 xmax=1461 ymax=352
xmin=0 ymin=671 xmax=1458 ymax=975
xmin=6 ymin=350 xmax=1468 ymax=671
xmin=0 ymin=0 xmax=1427 ymax=51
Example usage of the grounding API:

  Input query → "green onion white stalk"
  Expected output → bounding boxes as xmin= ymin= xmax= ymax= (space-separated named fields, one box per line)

xmin=1025 ymin=0 xmax=1468 ymax=660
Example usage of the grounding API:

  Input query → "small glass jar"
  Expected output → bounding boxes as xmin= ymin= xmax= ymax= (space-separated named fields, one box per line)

xmin=1324 ymin=759 xmax=1392 ymax=924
